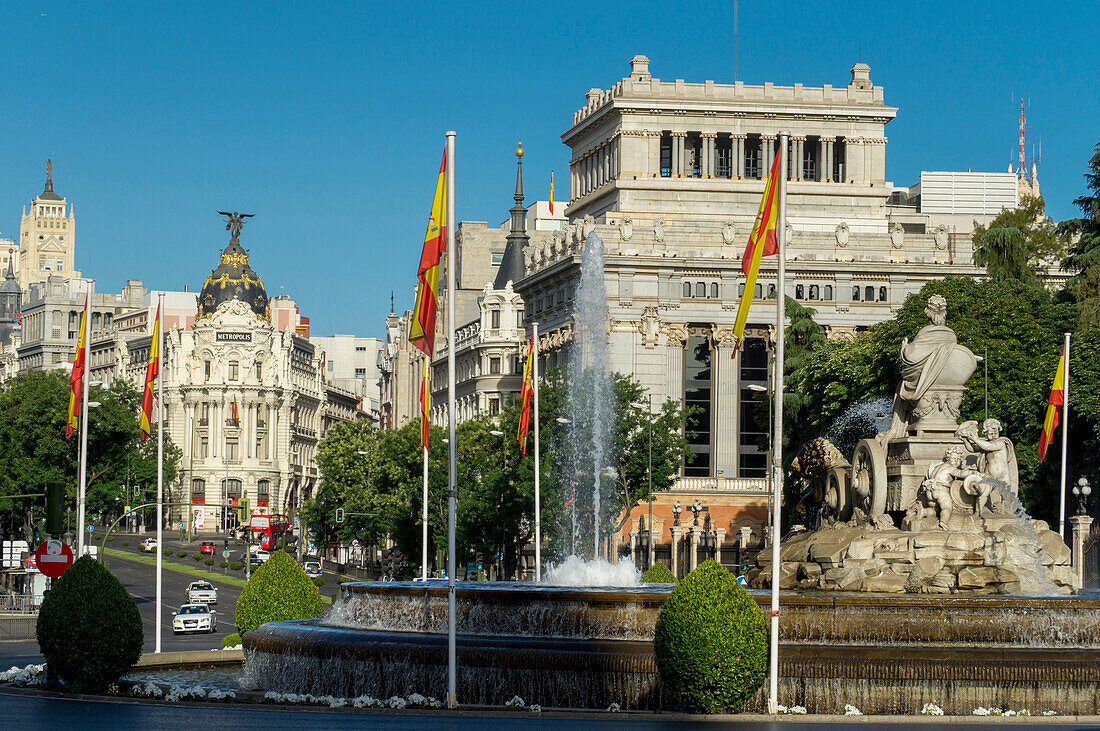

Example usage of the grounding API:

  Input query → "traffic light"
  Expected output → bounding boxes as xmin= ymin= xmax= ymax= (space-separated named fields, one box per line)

xmin=224 ymin=538 xmax=229 ymax=551
xmin=335 ymin=508 xmax=345 ymax=523
xmin=237 ymin=497 xmax=250 ymax=524
xmin=45 ymin=482 xmax=65 ymax=536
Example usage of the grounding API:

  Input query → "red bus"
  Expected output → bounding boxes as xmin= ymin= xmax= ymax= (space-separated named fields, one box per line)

xmin=249 ymin=514 xmax=292 ymax=550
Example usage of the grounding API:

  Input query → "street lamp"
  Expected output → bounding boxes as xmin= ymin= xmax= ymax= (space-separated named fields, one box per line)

xmin=631 ymin=395 xmax=654 ymax=570
xmin=691 ymin=499 xmax=704 ymax=527
xmin=672 ymin=501 xmax=682 ymax=527
xmin=489 ymin=430 xmax=507 ymax=579
xmin=746 ymin=382 xmax=773 ymax=532
xmin=1073 ymin=477 xmax=1092 ymax=516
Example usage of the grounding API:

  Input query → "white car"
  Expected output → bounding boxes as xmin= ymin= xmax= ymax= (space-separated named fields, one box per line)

xmin=185 ymin=581 xmax=218 ymax=605
xmin=140 ymin=538 xmax=158 ymax=553
xmin=303 ymin=562 xmax=321 ymax=577
xmin=172 ymin=603 xmax=217 ymax=634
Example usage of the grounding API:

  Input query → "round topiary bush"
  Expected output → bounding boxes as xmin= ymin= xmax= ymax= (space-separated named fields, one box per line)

xmin=653 ymin=559 xmax=767 ymax=713
xmin=235 ymin=549 xmax=324 ymax=634
xmin=192 ymin=552 xmax=203 ymax=561
xmin=36 ymin=555 xmax=143 ymax=693
xmin=175 ymin=550 xmax=187 ymax=559
xmin=121 ymin=541 xmax=130 ymax=547
xmin=641 ymin=562 xmax=677 ymax=584
xmin=204 ymin=558 xmax=215 ymax=567
xmin=219 ymin=561 xmax=229 ymax=569
xmin=163 ymin=547 xmax=174 ymax=556
xmin=106 ymin=536 xmax=114 ymax=542
xmin=230 ymin=561 xmax=243 ymax=571
xmin=221 ymin=632 xmax=242 ymax=648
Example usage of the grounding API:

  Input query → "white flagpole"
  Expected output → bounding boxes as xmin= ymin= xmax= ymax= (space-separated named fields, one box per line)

xmin=444 ymin=130 xmax=458 ymax=709
xmin=422 ymin=356 xmax=430 ymax=581
xmin=768 ymin=132 xmax=788 ymax=714
xmin=533 ymin=321 xmax=541 ymax=582
xmin=155 ymin=293 xmax=165 ymax=653
xmin=76 ymin=282 xmax=93 ymax=558
xmin=1059 ymin=332 xmax=1070 ymax=538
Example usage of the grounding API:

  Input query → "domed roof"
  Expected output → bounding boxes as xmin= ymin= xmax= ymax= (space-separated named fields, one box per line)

xmin=0 ymin=250 xmax=19 ymax=294
xmin=197 ymin=213 xmax=269 ymax=321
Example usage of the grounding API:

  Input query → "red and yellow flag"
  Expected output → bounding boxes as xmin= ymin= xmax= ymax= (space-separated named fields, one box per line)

xmin=65 ymin=294 xmax=90 ymax=439
xmin=517 ymin=333 xmax=535 ymax=455
xmin=409 ymin=151 xmax=447 ymax=357
xmin=139 ymin=306 xmax=161 ymax=442
xmin=232 ymin=397 xmax=240 ymax=425
xmin=549 ymin=171 xmax=554 ymax=215
xmin=1038 ymin=345 xmax=1066 ymax=463
xmin=730 ymin=148 xmax=782 ymax=357
xmin=420 ymin=358 xmax=431 ymax=451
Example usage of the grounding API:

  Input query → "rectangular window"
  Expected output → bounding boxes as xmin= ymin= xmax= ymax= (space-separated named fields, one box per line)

xmin=516 ymin=310 xmax=524 ymax=328
xmin=489 ymin=398 xmax=500 ymax=416
xmin=199 ymin=436 xmax=209 ymax=459
xmin=355 ymin=346 xmax=366 ymax=352
xmin=696 ymin=282 xmax=706 ymax=298
xmin=490 ymin=310 xmax=500 ymax=329
xmin=354 ymin=368 xmax=366 ymax=378
xmin=491 ymin=253 xmax=504 ymax=266
xmin=204 ymin=361 xmax=211 ymax=380
xmin=226 ymin=438 xmax=239 ymax=462
xmin=660 ymin=133 xmax=672 ymax=177
xmin=255 ymin=363 xmax=262 ymax=381
xmin=256 ymin=431 xmax=267 ymax=460
xmin=228 ymin=360 xmax=239 ymax=381
xmin=489 ymin=357 xmax=501 ymax=374
xmin=683 ymin=335 xmax=713 ymax=477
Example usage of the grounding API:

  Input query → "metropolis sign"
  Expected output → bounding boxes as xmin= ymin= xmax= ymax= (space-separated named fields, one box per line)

xmin=216 ymin=332 xmax=252 ymax=342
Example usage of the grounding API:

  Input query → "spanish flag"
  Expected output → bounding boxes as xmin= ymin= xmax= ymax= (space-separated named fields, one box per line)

xmin=420 ymin=358 xmax=431 ymax=451
xmin=517 ymin=333 xmax=535 ymax=455
xmin=232 ymin=397 xmax=240 ymax=426
xmin=1038 ymin=345 xmax=1066 ymax=463
xmin=730 ymin=148 xmax=782 ymax=357
xmin=139 ymin=306 xmax=161 ymax=442
xmin=409 ymin=151 xmax=447 ymax=357
xmin=549 ymin=171 xmax=554 ymax=215
xmin=65 ymin=294 xmax=90 ymax=439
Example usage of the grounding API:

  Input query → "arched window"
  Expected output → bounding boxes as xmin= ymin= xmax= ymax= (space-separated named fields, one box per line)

xmin=696 ymin=282 xmax=706 ymax=298
xmin=852 ymin=286 xmax=860 ymax=301
xmin=767 ymin=284 xmax=776 ymax=298
xmin=709 ymin=282 xmax=718 ymax=299
xmin=795 ymin=284 xmax=805 ymax=299
xmin=683 ymin=282 xmax=692 ymax=298
xmin=738 ymin=282 xmax=745 ymax=296
xmin=809 ymin=285 xmax=819 ymax=300
xmin=754 ymin=284 xmax=763 ymax=299
xmin=191 ymin=479 xmax=205 ymax=504
xmin=824 ymin=285 xmax=833 ymax=300
xmin=879 ymin=286 xmax=888 ymax=302
xmin=865 ymin=286 xmax=874 ymax=302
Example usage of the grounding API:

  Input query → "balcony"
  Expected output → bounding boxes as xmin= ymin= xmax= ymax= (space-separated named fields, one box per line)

xmin=673 ymin=476 xmax=768 ymax=494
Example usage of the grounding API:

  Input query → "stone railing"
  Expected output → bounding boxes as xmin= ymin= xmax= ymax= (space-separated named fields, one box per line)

xmin=672 ymin=476 xmax=768 ymax=494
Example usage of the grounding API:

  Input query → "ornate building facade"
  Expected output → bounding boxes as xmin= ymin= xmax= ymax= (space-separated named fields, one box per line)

xmin=17 ymin=162 xmax=80 ymax=290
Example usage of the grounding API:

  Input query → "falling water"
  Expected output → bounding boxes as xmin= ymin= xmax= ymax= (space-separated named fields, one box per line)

xmin=561 ymin=231 xmax=615 ymax=560
xmin=826 ymin=396 xmax=892 ymax=456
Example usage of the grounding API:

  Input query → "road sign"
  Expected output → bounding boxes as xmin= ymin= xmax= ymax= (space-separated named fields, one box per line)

xmin=178 ymin=521 xmax=184 ymax=529
xmin=87 ymin=526 xmax=94 ymax=533
xmin=222 ymin=549 xmax=230 ymax=559
xmin=34 ymin=540 xmax=74 ymax=579
xmin=351 ymin=539 xmax=360 ymax=547
xmin=736 ymin=575 xmax=748 ymax=587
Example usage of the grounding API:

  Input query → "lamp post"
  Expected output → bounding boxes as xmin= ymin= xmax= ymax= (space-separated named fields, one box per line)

xmin=631 ymin=395 xmax=654 ymax=570
xmin=490 ymin=430 xmax=508 ymax=579
xmin=555 ymin=417 xmax=576 ymax=555
xmin=1073 ymin=477 xmax=1092 ymax=516
xmin=672 ymin=501 xmax=682 ymax=526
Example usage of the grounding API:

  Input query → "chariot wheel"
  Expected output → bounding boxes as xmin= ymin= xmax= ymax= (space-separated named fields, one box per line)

xmin=851 ymin=438 xmax=888 ymax=520
xmin=823 ymin=466 xmax=852 ymax=523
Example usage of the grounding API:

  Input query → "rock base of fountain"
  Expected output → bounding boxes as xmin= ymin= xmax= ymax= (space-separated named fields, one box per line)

xmin=749 ymin=515 xmax=1075 ymax=594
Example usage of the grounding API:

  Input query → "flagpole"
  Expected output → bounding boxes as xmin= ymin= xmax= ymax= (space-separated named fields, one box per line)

xmin=76 ymin=282 xmax=93 ymax=558
xmin=444 ymin=130 xmax=458 ymax=709
xmin=532 ymin=321 xmax=541 ymax=582
xmin=768 ymin=132 xmax=788 ymax=715
xmin=422 ymin=356 xmax=430 ymax=581
xmin=1059 ymin=332 xmax=1070 ymax=538
xmin=155 ymin=294 xmax=164 ymax=653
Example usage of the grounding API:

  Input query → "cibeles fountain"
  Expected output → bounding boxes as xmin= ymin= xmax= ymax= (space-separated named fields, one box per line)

xmin=751 ymin=294 xmax=1076 ymax=595
xmin=243 ymin=281 xmax=1100 ymax=713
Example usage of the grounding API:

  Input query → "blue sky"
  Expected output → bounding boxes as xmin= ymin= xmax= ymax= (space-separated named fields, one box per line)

xmin=0 ymin=1 xmax=1095 ymax=338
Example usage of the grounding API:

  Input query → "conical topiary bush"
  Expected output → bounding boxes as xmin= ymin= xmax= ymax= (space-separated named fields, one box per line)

xmin=641 ymin=562 xmax=677 ymax=584
xmin=653 ymin=559 xmax=767 ymax=712
xmin=235 ymin=549 xmax=324 ymax=634
xmin=36 ymin=555 xmax=143 ymax=693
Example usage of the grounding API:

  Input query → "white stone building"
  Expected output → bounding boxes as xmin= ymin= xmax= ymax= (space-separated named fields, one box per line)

xmin=17 ymin=162 xmax=80 ymax=290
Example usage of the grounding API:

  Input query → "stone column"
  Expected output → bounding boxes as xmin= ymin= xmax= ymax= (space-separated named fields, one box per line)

xmin=671 ymin=132 xmax=685 ymax=177
xmin=689 ymin=527 xmax=701 ymax=572
xmin=1071 ymin=514 xmax=1093 ymax=590
xmin=670 ymin=526 xmax=683 ymax=578
xmin=732 ymin=134 xmax=746 ymax=179
xmin=761 ymin=134 xmax=775 ymax=172
xmin=793 ymin=136 xmax=805 ymax=180
xmin=629 ymin=529 xmax=638 ymax=565
xmin=609 ymin=529 xmax=620 ymax=565
xmin=821 ymin=137 xmax=835 ymax=182
xmin=715 ymin=528 xmax=726 ymax=567
xmin=648 ymin=525 xmax=657 ymax=571
xmin=703 ymin=133 xmax=716 ymax=177
xmin=740 ymin=525 xmax=752 ymax=549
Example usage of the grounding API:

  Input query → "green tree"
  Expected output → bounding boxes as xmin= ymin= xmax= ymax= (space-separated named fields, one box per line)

xmin=0 ymin=371 xmax=180 ymax=545
xmin=971 ymin=195 xmax=1066 ymax=268
xmin=1061 ymin=142 xmax=1100 ymax=326
xmin=973 ymin=227 xmax=1036 ymax=282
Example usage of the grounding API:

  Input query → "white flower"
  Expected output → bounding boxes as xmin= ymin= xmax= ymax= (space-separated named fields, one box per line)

xmin=921 ymin=703 xmax=944 ymax=716
xmin=207 ymin=688 xmax=235 ymax=700
xmin=528 ymin=704 xmax=541 ymax=713
xmin=789 ymin=705 xmax=807 ymax=715
xmin=0 ymin=663 xmax=46 ymax=686
xmin=607 ymin=703 xmax=621 ymax=712
xmin=972 ymin=707 xmax=990 ymax=716
xmin=505 ymin=695 xmax=526 ymax=708
xmin=1003 ymin=710 xmax=1017 ymax=717
xmin=386 ymin=696 xmax=407 ymax=709
xmin=844 ymin=704 xmax=863 ymax=716
xmin=132 ymin=682 xmax=163 ymax=698
xmin=1042 ymin=710 xmax=1058 ymax=716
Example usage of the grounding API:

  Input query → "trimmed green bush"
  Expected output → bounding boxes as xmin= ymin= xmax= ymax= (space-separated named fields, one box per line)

xmin=121 ymin=541 xmax=130 ymax=547
xmin=235 ymin=549 xmax=324 ymax=634
xmin=175 ymin=550 xmax=187 ymax=558
xmin=641 ymin=562 xmax=677 ymax=584
xmin=106 ymin=536 xmax=114 ymax=542
xmin=310 ymin=576 xmax=325 ymax=587
xmin=653 ymin=559 xmax=767 ymax=713
xmin=221 ymin=632 xmax=242 ymax=648
xmin=36 ymin=555 xmax=143 ymax=693
xmin=192 ymin=552 xmax=203 ymax=561
xmin=230 ymin=561 xmax=244 ymax=571
xmin=204 ymin=558 xmax=215 ymax=567
xmin=219 ymin=561 xmax=229 ymax=569
xmin=163 ymin=547 xmax=174 ymax=556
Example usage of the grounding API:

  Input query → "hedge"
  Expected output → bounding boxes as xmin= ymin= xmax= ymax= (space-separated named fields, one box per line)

xmin=36 ymin=556 xmax=143 ymax=693
xmin=221 ymin=632 xmax=242 ymax=648
xmin=235 ymin=550 xmax=324 ymax=634
xmin=653 ymin=560 xmax=767 ymax=713
xmin=641 ymin=562 xmax=677 ymax=584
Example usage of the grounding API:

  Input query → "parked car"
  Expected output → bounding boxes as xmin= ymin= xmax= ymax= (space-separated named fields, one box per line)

xmin=303 ymin=561 xmax=322 ymax=577
xmin=172 ymin=603 xmax=217 ymax=634
xmin=236 ymin=550 xmax=269 ymax=566
xmin=185 ymin=581 xmax=218 ymax=605
xmin=140 ymin=538 xmax=158 ymax=553
xmin=199 ymin=541 xmax=216 ymax=556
